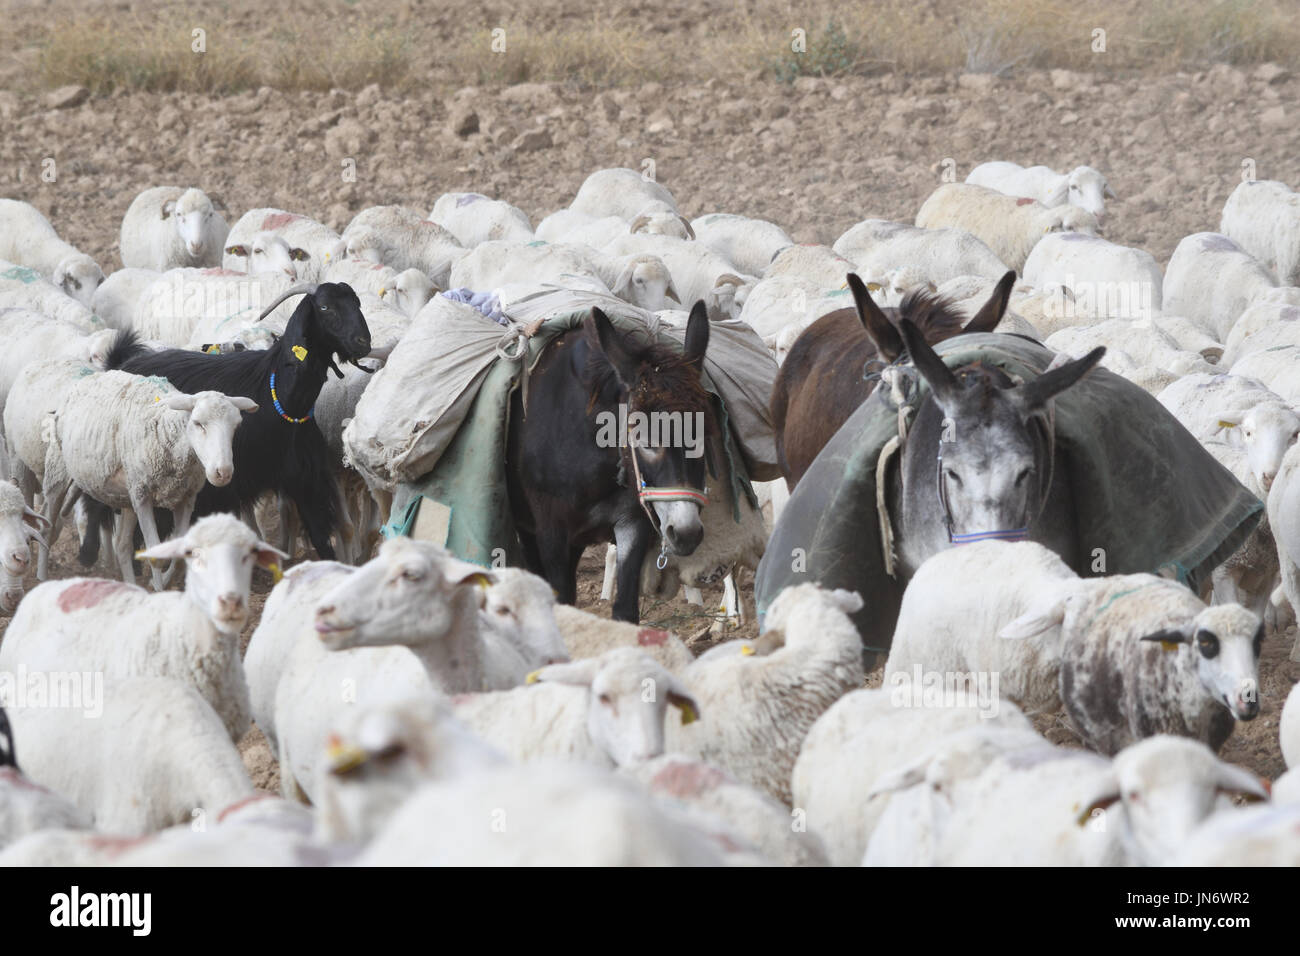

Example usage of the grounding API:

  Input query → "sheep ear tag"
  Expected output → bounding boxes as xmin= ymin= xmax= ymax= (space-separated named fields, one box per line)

xmin=292 ymin=345 xmax=308 ymax=362
xmin=525 ymin=669 xmax=543 ymax=685
xmin=268 ymin=561 xmax=284 ymax=584
xmin=1159 ymin=640 xmax=1180 ymax=652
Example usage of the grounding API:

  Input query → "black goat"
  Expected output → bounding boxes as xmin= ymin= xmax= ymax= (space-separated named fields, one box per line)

xmin=105 ymin=282 xmax=372 ymax=560
xmin=0 ymin=705 xmax=14 ymax=769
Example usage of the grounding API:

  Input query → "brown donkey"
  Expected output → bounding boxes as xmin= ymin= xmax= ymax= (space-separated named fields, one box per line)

xmin=771 ymin=270 xmax=1016 ymax=487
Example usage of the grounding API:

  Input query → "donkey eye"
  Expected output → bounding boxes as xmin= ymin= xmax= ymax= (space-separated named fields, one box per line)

xmin=1014 ymin=468 xmax=1031 ymax=486
xmin=944 ymin=469 xmax=962 ymax=487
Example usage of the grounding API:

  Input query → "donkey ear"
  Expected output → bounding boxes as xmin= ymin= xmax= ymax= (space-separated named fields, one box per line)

xmin=962 ymin=271 xmax=1017 ymax=334
xmin=1018 ymin=346 xmax=1105 ymax=409
xmin=587 ymin=307 xmax=640 ymax=387
xmin=846 ymin=272 xmax=902 ymax=360
xmin=898 ymin=316 xmax=959 ymax=407
xmin=682 ymin=300 xmax=710 ymax=367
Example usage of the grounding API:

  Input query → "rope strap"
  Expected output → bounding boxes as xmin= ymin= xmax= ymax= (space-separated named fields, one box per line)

xmin=638 ymin=486 xmax=709 ymax=506
xmin=950 ymin=528 xmax=1030 ymax=544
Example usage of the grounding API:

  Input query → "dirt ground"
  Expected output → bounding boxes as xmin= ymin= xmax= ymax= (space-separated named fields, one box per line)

xmin=1 ymin=33 xmax=1298 ymax=786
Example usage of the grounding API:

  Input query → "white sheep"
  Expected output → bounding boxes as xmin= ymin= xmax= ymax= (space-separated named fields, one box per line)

xmin=0 ymin=308 xmax=115 ymax=413
xmin=690 ymin=213 xmax=794 ymax=276
xmin=553 ymin=603 xmax=695 ymax=672
xmin=833 ymin=219 xmax=1010 ymax=286
xmin=0 ymin=481 xmax=46 ymax=610
xmin=6 ymin=676 xmax=254 ymax=836
xmin=665 ymin=583 xmax=867 ymax=804
xmin=916 ymin=182 xmax=1100 ymax=271
xmin=119 ymin=186 xmax=228 ymax=271
xmin=567 ymin=168 xmax=680 ymax=221
xmin=1023 ymin=232 xmax=1162 ymax=320
xmin=737 ymin=273 xmax=825 ymax=341
xmin=447 ymin=239 xmax=606 ymax=294
xmin=1150 ymin=314 xmax=1224 ymax=363
xmin=1220 ymin=178 xmax=1300 ymax=285
xmin=1169 ymin=800 xmax=1300 ymax=866
xmin=49 ymin=371 xmax=257 ymax=587
xmin=965 ymin=161 xmax=1115 ymax=219
xmin=428 ymin=192 xmax=534 ymax=247
xmin=222 ymin=208 xmax=346 ymax=280
xmin=536 ymin=209 xmax=693 ymax=247
xmin=0 ymin=261 xmax=102 ymax=330
xmin=932 ymin=735 xmax=1266 ymax=866
xmin=342 ymin=204 xmax=465 ymax=287
xmin=606 ymin=233 xmax=757 ymax=319
xmin=322 ymin=257 xmax=432 ymax=318
xmin=451 ymin=647 xmax=700 ymax=768
xmin=790 ymin=689 xmax=1036 ymax=866
xmin=91 ymin=267 xmax=162 ymax=331
xmin=1164 ymin=232 xmax=1300 ymax=341
xmin=0 ymin=707 xmax=90 ymax=848
xmin=0 ymin=514 xmax=284 ymax=741
xmin=885 ymin=540 xmax=1079 ymax=715
xmin=620 ymin=753 xmax=829 ymax=866
xmin=1230 ymin=344 xmax=1300 ymax=405
xmin=1045 ymin=320 xmax=1214 ymax=377
xmin=132 ymin=267 xmax=296 ymax=346
xmin=1222 ymin=300 xmax=1300 ymax=366
xmin=0 ymin=199 xmax=104 ymax=307
xmin=1280 ymin=680 xmax=1300 ymax=769
xmin=763 ymin=243 xmax=856 ymax=288
xmin=575 ymin=247 xmax=683 ymax=311
xmin=1270 ymin=441 xmax=1300 ymax=655
xmin=935 ymin=274 xmax=1047 ymax=338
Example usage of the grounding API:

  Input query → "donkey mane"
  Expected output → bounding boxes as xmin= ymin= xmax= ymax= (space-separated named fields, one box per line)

xmin=949 ymin=362 xmax=1019 ymax=413
xmin=581 ymin=328 xmax=714 ymax=419
xmin=894 ymin=289 xmax=968 ymax=345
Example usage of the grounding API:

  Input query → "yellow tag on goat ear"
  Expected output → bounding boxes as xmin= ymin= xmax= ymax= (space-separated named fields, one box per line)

xmin=740 ymin=644 xmax=755 ymax=656
xmin=525 ymin=669 xmax=542 ymax=685
xmin=292 ymin=345 xmax=308 ymax=362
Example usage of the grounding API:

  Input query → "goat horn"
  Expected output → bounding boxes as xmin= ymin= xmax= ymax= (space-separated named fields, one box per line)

xmin=255 ymin=283 xmax=318 ymax=322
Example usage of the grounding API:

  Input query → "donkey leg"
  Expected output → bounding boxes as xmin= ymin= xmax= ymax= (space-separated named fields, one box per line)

xmin=612 ymin=519 xmax=652 ymax=623
xmin=535 ymin=531 xmax=579 ymax=606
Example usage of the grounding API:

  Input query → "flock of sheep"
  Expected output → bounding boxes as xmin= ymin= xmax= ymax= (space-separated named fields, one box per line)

xmin=0 ymin=154 xmax=1299 ymax=866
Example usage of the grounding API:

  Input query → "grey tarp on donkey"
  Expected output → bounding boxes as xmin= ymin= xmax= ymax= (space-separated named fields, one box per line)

xmin=753 ymin=332 xmax=1265 ymax=653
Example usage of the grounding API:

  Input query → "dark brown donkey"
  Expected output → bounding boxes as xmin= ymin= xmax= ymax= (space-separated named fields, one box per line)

xmin=771 ymin=270 xmax=1017 ymax=487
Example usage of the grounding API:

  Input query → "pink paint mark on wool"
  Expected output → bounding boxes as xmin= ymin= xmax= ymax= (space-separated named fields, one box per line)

xmin=636 ymin=628 xmax=669 ymax=647
xmin=650 ymin=760 xmax=727 ymax=799
xmin=217 ymin=791 xmax=275 ymax=823
xmin=1015 ymin=197 xmax=1035 ymax=206
xmin=57 ymin=579 xmax=131 ymax=613
xmin=0 ymin=766 xmax=49 ymax=792
xmin=201 ymin=268 xmax=244 ymax=276
xmin=261 ymin=212 xmax=303 ymax=231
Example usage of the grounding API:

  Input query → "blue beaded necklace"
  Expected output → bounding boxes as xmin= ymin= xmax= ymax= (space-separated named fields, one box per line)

xmin=269 ymin=371 xmax=312 ymax=423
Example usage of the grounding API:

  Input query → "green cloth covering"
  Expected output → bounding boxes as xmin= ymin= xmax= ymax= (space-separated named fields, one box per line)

xmin=754 ymin=332 xmax=1265 ymax=652
xmin=386 ymin=305 xmax=754 ymax=568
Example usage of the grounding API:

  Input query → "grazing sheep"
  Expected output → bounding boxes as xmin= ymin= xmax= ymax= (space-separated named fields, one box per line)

xmin=916 ymin=182 xmax=1100 ymax=271
xmin=1220 ymin=178 xmax=1300 ymax=285
xmin=567 ymin=168 xmax=680 ymax=221
xmin=428 ymin=192 xmax=534 ymax=247
xmin=833 ymin=219 xmax=1010 ymax=285
xmin=885 ymin=541 xmax=1079 ymax=715
xmin=0 ymin=706 xmax=90 ymax=848
xmin=91 ymin=267 xmax=162 ymax=331
xmin=933 ymin=735 xmax=1266 ymax=866
xmin=6 ymin=676 xmax=254 ymax=836
xmin=1023 ymin=232 xmax=1162 ymax=320
xmin=690 ymin=213 xmax=794 ymax=276
xmin=222 ymin=208 xmax=346 ymax=281
xmin=0 ymin=199 xmax=104 ymax=307
xmin=451 ymin=647 xmax=700 ymax=768
xmin=965 ymin=161 xmax=1115 ymax=219
xmin=342 ymin=204 xmax=465 ymax=286
xmin=1165 ymin=232 xmax=1300 ymax=341
xmin=620 ymin=754 xmax=829 ymax=866
xmin=119 ymin=186 xmax=228 ymax=271
xmin=0 ymin=261 xmax=102 ymax=330
xmin=666 ymin=583 xmax=866 ymax=804
xmin=0 ymin=514 xmax=284 ymax=741
xmin=50 ymin=371 xmax=258 ymax=587
xmin=791 ymin=690 xmax=1037 ymax=866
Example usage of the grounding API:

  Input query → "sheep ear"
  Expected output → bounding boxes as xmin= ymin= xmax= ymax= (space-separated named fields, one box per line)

xmin=1214 ymin=412 xmax=1242 ymax=431
xmin=224 ymin=244 xmax=248 ymax=257
xmin=867 ymin=759 xmax=928 ymax=799
xmin=1104 ymin=183 xmax=1117 ymax=200
xmin=436 ymin=554 xmax=494 ymax=592
xmin=161 ymin=200 xmax=177 ymax=219
xmin=1075 ymin=780 xmax=1121 ymax=826
xmin=254 ymin=542 xmax=289 ymax=569
xmin=163 ymin=393 xmax=198 ymax=412
xmin=678 ymin=217 xmax=695 ymax=239
xmin=138 ymin=537 xmax=193 ymax=561
xmin=667 ymin=688 xmax=700 ymax=725
xmin=962 ymin=271 xmax=1017 ymax=334
xmin=664 ymin=280 xmax=680 ymax=303
xmin=230 ymin=397 xmax=260 ymax=413
xmin=847 ymin=272 xmax=902 ymax=359
xmin=529 ymin=658 xmax=602 ymax=687
xmin=1138 ymin=628 xmax=1190 ymax=652
xmin=999 ymin=586 xmax=1072 ymax=640
xmin=1043 ymin=180 xmax=1069 ymax=206
xmin=610 ymin=261 xmax=637 ymax=298
xmin=1215 ymin=763 xmax=1269 ymax=803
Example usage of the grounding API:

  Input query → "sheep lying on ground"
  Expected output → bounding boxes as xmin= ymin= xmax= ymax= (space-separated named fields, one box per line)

xmin=119 ymin=186 xmax=228 ymax=271
xmin=791 ymin=689 xmax=1036 ymax=866
xmin=0 ymin=261 xmax=102 ymax=330
xmin=0 ymin=199 xmax=104 ymax=307
xmin=1045 ymin=321 xmax=1214 ymax=378
xmin=342 ymin=204 xmax=465 ymax=287
xmin=1222 ymin=301 xmax=1300 ymax=366
xmin=1220 ymin=178 xmax=1300 ymax=286
xmin=451 ymin=648 xmax=700 ymax=768
xmin=0 ymin=308 xmax=115 ymax=414
xmin=833 ymin=219 xmax=1009 ymax=285
xmin=1162 ymin=232 xmax=1300 ymax=341
xmin=915 ymin=182 xmax=1099 ymax=271
xmin=965 ymin=161 xmax=1115 ymax=218
xmin=222 ymin=208 xmax=345 ymax=281
xmin=428 ymin=192 xmax=533 ymax=247
xmin=566 ymin=167 xmax=680 ymax=221
xmin=6 ymin=676 xmax=254 ymax=836
xmin=763 ymin=243 xmax=856 ymax=288
xmin=0 ymin=514 xmax=284 ymax=741
xmin=606 ymin=233 xmax=757 ymax=319
xmin=690 ymin=213 xmax=794 ymax=276
xmin=131 ymin=267 xmax=297 ymax=346
xmin=92 ymin=267 xmax=162 ymax=331
xmin=666 ymin=583 xmax=866 ymax=804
